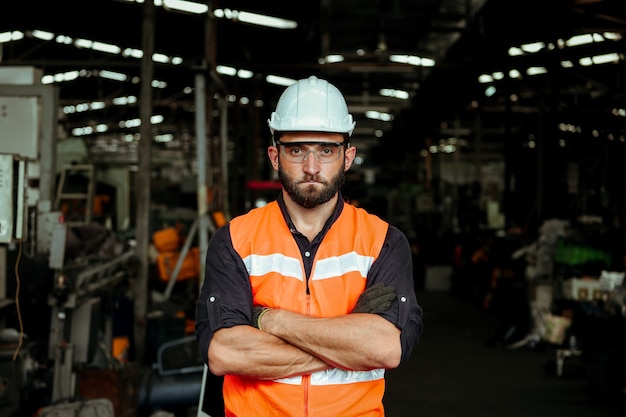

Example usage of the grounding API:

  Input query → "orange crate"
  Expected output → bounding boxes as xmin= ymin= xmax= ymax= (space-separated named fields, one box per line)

xmin=153 ymin=227 xmax=180 ymax=252
xmin=157 ymin=247 xmax=200 ymax=282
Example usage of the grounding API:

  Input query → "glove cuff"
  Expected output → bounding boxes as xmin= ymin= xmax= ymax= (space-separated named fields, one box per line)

xmin=257 ymin=307 xmax=271 ymax=331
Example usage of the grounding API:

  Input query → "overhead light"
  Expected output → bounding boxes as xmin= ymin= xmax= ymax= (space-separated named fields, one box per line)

xmin=237 ymin=11 xmax=297 ymax=29
xmin=612 ymin=108 xmax=625 ymax=117
xmin=365 ymin=111 xmax=393 ymax=122
xmin=389 ymin=54 xmax=435 ymax=67
xmin=322 ymin=54 xmax=345 ymax=64
xmin=216 ymin=65 xmax=237 ymax=76
xmin=520 ymin=41 xmax=545 ymax=54
xmin=32 ymin=30 xmax=54 ymax=41
xmin=266 ymin=75 xmax=296 ymax=87
xmin=63 ymin=101 xmax=106 ymax=113
xmin=214 ymin=9 xmax=297 ymax=29
xmin=508 ymin=69 xmax=522 ymax=79
xmin=155 ymin=134 xmax=174 ymax=143
xmin=0 ymin=31 xmax=24 ymax=43
xmin=163 ymin=0 xmax=208 ymax=14
xmin=586 ymin=52 xmax=620 ymax=65
xmin=55 ymin=35 xmax=73 ymax=45
xmin=91 ymin=40 xmax=121 ymax=54
xmin=478 ymin=74 xmax=493 ymax=84
xmin=604 ymin=32 xmax=622 ymax=41
xmin=237 ymin=69 xmax=254 ymax=79
xmin=485 ymin=85 xmax=496 ymax=97
xmin=526 ymin=67 xmax=547 ymax=76
xmin=151 ymin=115 xmax=164 ymax=124
xmin=151 ymin=79 xmax=167 ymax=88
xmin=41 ymin=70 xmax=80 ymax=84
xmin=112 ymin=96 xmax=138 ymax=105
xmin=564 ymin=33 xmax=597 ymax=47
xmin=379 ymin=88 xmax=409 ymax=100
xmin=216 ymin=66 xmax=254 ymax=79
xmin=99 ymin=70 xmax=128 ymax=82
xmin=152 ymin=53 xmax=170 ymax=63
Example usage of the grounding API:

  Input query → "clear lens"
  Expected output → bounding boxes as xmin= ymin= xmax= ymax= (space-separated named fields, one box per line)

xmin=278 ymin=141 xmax=344 ymax=163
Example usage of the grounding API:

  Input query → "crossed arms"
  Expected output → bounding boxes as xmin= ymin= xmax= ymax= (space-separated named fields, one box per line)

xmin=208 ymin=309 xmax=401 ymax=380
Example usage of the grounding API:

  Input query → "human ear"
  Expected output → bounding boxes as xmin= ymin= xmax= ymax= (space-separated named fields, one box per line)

xmin=268 ymin=146 xmax=279 ymax=170
xmin=344 ymin=145 xmax=357 ymax=171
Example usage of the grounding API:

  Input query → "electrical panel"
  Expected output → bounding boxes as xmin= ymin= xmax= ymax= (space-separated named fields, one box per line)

xmin=0 ymin=153 xmax=27 ymax=243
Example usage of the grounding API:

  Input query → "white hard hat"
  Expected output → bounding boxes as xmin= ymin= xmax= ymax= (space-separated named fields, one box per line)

xmin=268 ymin=76 xmax=355 ymax=137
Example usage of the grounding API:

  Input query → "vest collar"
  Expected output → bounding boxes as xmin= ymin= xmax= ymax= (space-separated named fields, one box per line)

xmin=276 ymin=192 xmax=345 ymax=237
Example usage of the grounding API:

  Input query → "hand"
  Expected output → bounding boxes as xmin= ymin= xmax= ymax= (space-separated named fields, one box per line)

xmin=352 ymin=283 xmax=396 ymax=314
xmin=251 ymin=306 xmax=271 ymax=330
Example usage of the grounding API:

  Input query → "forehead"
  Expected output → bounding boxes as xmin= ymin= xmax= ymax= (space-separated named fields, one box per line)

xmin=278 ymin=132 xmax=344 ymax=143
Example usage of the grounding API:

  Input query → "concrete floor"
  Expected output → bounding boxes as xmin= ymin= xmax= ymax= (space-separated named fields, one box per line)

xmin=383 ymin=290 xmax=625 ymax=417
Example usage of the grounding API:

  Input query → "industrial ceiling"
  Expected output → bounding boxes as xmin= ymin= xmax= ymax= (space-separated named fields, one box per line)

xmin=1 ymin=0 xmax=625 ymax=175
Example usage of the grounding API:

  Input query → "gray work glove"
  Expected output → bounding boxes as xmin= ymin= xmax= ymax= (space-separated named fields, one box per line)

xmin=352 ymin=283 xmax=396 ymax=314
xmin=251 ymin=306 xmax=270 ymax=330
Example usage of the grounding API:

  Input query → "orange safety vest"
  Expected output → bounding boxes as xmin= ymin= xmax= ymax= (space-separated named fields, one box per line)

xmin=226 ymin=200 xmax=389 ymax=417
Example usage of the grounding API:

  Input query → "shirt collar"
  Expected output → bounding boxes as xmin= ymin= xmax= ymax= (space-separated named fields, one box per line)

xmin=276 ymin=192 xmax=345 ymax=235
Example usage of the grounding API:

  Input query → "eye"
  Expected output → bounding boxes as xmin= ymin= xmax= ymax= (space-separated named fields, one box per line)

xmin=286 ymin=145 xmax=304 ymax=156
xmin=320 ymin=145 xmax=338 ymax=155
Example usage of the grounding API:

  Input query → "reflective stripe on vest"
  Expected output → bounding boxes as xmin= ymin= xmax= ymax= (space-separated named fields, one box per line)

xmin=275 ymin=368 xmax=385 ymax=385
xmin=242 ymin=251 xmax=375 ymax=282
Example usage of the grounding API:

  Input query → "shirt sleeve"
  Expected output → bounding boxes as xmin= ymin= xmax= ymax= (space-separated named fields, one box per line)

xmin=195 ymin=224 xmax=252 ymax=364
xmin=368 ymin=225 xmax=424 ymax=365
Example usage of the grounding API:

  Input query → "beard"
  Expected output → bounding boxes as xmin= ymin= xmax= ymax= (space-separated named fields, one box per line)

xmin=278 ymin=161 xmax=345 ymax=209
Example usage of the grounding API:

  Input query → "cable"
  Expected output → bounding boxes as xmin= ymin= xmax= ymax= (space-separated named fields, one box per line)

xmin=12 ymin=240 xmax=24 ymax=362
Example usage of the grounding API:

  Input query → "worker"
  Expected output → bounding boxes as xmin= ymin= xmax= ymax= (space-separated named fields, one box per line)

xmin=195 ymin=75 xmax=423 ymax=416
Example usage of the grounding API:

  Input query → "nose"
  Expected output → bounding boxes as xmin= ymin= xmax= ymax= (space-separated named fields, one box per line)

xmin=302 ymin=150 xmax=321 ymax=173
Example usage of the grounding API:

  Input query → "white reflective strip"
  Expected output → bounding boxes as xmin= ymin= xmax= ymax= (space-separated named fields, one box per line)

xmin=311 ymin=368 xmax=385 ymax=385
xmin=312 ymin=251 xmax=373 ymax=281
xmin=274 ymin=375 xmax=302 ymax=385
xmin=274 ymin=368 xmax=384 ymax=386
xmin=243 ymin=253 xmax=304 ymax=281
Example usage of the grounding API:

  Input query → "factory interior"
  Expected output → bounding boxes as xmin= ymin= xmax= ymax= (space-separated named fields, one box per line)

xmin=1 ymin=0 xmax=625 ymax=416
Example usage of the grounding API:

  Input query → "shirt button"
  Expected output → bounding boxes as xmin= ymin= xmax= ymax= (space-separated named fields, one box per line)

xmin=209 ymin=296 xmax=216 ymax=303
xmin=400 ymin=296 xmax=407 ymax=303
xmin=304 ymin=251 xmax=311 ymax=257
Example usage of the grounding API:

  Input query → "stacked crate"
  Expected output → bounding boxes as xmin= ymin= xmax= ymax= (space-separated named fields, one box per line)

xmin=152 ymin=227 xmax=200 ymax=283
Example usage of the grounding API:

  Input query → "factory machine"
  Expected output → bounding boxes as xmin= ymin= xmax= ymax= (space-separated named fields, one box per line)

xmin=0 ymin=68 xmax=209 ymax=416
xmin=0 ymin=68 xmax=136 ymax=416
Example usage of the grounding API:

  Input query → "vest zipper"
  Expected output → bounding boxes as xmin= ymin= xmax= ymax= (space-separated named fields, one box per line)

xmin=304 ymin=292 xmax=311 ymax=417
xmin=304 ymin=374 xmax=310 ymax=417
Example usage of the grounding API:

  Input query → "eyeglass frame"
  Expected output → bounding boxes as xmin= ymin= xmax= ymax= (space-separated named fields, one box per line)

xmin=274 ymin=139 xmax=349 ymax=163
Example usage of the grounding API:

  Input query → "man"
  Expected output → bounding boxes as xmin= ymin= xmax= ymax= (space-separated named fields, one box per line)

xmin=196 ymin=75 xmax=423 ymax=417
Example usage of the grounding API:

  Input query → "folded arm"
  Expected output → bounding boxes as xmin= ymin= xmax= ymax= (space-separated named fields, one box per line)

xmin=258 ymin=309 xmax=402 ymax=371
xmin=208 ymin=324 xmax=332 ymax=379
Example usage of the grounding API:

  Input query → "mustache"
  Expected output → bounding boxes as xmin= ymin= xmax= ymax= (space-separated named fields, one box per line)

xmin=298 ymin=174 xmax=326 ymax=184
